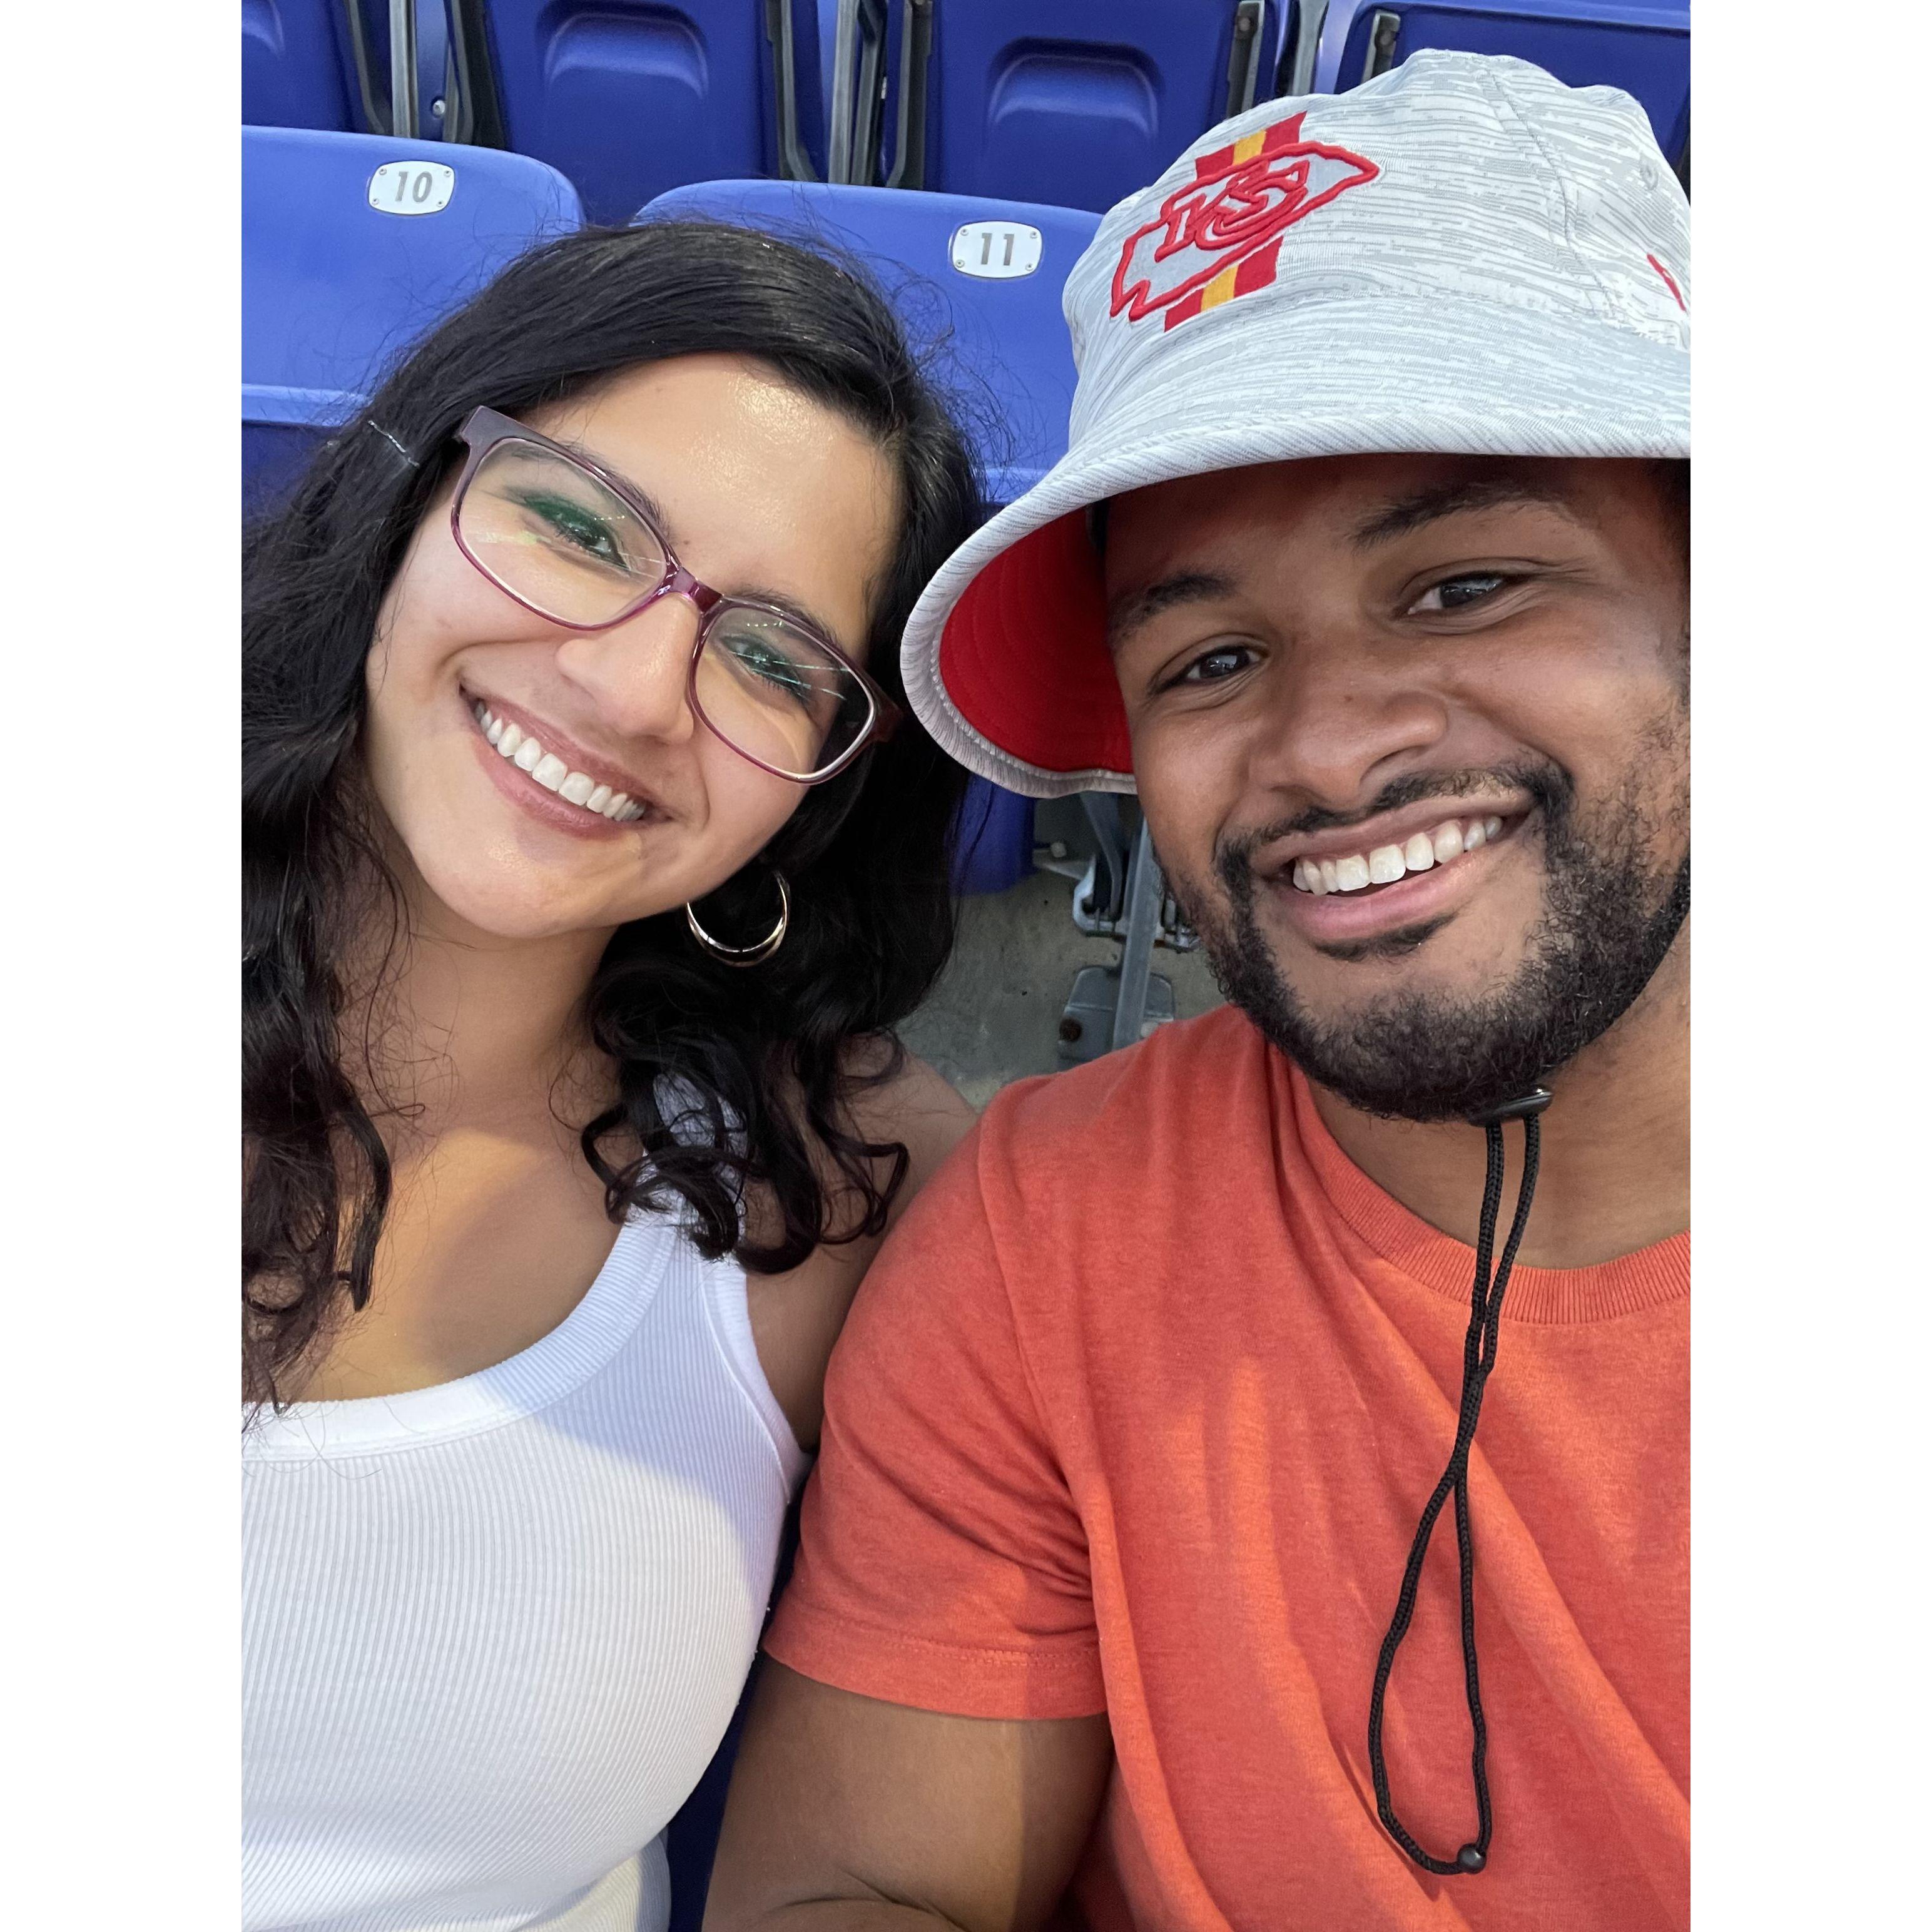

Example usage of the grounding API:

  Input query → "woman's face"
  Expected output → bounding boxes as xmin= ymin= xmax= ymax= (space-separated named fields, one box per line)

xmin=362 ymin=353 xmax=900 ymax=942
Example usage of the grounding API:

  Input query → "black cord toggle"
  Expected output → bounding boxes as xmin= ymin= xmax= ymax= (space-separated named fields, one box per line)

xmin=1365 ymin=1087 xmax=1550 ymax=1878
xmin=1466 ymin=1089 xmax=1552 ymax=1128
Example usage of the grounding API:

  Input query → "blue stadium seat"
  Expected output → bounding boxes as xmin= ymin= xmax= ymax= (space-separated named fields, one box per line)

xmin=639 ymin=180 xmax=1094 ymax=511
xmin=1311 ymin=0 xmax=1689 ymax=161
xmin=478 ymin=2 xmax=828 ymax=226
xmin=1266 ymin=0 xmax=1308 ymax=94
xmin=952 ymin=781 xmax=1040 ymax=897
xmin=245 ymin=1 xmax=456 ymax=138
xmin=639 ymin=178 xmax=1101 ymax=893
xmin=243 ymin=126 xmax=582 ymax=507
xmin=243 ymin=0 xmax=356 ymax=131
xmin=864 ymin=0 xmax=1281 ymax=211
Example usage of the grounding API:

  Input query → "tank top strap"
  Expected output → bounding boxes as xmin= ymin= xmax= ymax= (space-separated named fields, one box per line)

xmin=688 ymin=1244 xmax=810 ymax=1492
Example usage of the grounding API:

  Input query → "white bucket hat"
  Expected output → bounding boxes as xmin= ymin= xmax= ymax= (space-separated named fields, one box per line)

xmin=902 ymin=51 xmax=1690 ymax=799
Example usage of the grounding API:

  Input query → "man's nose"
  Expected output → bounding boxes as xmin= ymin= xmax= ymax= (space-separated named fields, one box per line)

xmin=1246 ymin=628 xmax=1450 ymax=808
xmin=552 ymin=591 xmax=703 ymax=748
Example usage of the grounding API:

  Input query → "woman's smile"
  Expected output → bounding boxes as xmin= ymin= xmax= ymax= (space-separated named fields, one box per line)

xmin=461 ymin=686 xmax=672 ymax=842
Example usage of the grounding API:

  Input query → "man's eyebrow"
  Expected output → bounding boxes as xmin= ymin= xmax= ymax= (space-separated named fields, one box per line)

xmin=1351 ymin=477 xmax=1588 ymax=548
xmin=1106 ymin=571 xmax=1238 ymax=653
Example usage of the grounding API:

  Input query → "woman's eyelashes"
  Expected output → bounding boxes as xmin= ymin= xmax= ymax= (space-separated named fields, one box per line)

xmin=521 ymin=492 xmax=632 ymax=569
xmin=720 ymin=634 xmax=819 ymax=714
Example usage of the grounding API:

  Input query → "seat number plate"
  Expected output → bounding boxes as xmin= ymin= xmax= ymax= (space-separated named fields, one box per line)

xmin=950 ymin=222 xmax=1043 ymax=280
xmin=369 ymin=161 xmax=455 ymax=216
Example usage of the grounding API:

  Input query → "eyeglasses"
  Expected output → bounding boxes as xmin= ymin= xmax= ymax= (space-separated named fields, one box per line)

xmin=448 ymin=405 xmax=899 ymax=784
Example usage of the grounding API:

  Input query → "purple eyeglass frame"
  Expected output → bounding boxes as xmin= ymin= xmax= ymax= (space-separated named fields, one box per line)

xmin=447 ymin=404 xmax=900 ymax=785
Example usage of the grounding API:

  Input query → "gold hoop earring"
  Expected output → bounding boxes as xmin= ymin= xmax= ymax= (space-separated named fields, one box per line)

xmin=684 ymin=870 xmax=790 ymax=967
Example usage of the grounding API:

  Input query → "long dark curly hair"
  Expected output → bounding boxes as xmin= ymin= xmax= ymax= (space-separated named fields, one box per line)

xmin=244 ymin=221 xmax=980 ymax=1406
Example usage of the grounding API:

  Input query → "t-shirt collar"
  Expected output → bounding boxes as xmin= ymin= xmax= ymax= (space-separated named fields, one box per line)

xmin=1279 ymin=1054 xmax=1689 ymax=1323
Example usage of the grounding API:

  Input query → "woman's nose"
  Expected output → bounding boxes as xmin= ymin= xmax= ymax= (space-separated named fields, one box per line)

xmin=552 ymin=591 xmax=703 ymax=746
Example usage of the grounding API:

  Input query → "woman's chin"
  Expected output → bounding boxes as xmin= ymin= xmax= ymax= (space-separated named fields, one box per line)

xmin=374 ymin=768 xmax=768 ymax=948
xmin=401 ymin=848 xmax=673 ymax=947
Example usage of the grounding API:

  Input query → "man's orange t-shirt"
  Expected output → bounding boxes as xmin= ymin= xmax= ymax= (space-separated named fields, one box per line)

xmin=765 ymin=1005 xmax=1688 ymax=1931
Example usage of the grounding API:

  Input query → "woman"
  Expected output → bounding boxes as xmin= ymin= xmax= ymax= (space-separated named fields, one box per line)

xmin=242 ymin=221 xmax=981 ymax=1932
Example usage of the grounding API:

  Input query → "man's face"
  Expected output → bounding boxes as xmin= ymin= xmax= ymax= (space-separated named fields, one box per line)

xmin=1104 ymin=453 xmax=1689 ymax=1121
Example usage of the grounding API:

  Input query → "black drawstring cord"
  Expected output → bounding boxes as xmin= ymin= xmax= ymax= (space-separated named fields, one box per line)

xmin=1366 ymin=1087 xmax=1551 ymax=1878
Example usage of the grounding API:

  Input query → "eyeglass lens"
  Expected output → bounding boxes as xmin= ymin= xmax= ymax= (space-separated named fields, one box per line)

xmin=458 ymin=438 xmax=875 ymax=781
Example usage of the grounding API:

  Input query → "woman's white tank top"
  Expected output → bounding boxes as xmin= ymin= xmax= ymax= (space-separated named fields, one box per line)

xmin=242 ymin=1212 xmax=808 ymax=1932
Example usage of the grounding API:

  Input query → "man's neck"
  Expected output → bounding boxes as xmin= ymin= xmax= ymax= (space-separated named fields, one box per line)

xmin=1306 ymin=930 xmax=1689 ymax=1269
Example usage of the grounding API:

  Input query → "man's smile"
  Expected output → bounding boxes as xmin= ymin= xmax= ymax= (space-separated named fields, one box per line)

xmin=1248 ymin=801 xmax=1530 ymax=947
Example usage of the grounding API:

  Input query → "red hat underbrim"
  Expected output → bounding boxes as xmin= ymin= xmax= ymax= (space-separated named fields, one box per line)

xmin=936 ymin=509 xmax=1133 ymax=784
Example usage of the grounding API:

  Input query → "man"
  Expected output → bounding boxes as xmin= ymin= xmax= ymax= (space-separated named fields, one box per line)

xmin=708 ymin=52 xmax=1690 ymax=1932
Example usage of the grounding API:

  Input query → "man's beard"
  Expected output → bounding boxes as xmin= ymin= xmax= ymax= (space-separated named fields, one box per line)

xmin=1176 ymin=757 xmax=1689 ymax=1123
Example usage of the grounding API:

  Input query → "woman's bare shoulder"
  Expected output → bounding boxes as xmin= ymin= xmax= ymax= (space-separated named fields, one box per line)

xmin=745 ymin=1045 xmax=978 ymax=1450
xmin=840 ymin=1042 xmax=979 ymax=1226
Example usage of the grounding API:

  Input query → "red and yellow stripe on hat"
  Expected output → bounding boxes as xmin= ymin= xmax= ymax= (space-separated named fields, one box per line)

xmin=1160 ymin=116 xmax=1313 ymax=332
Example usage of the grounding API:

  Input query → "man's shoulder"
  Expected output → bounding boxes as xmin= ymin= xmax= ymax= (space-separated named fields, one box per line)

xmin=968 ymin=1003 xmax=1281 ymax=1218
xmin=861 ymin=1005 xmax=1312 ymax=1370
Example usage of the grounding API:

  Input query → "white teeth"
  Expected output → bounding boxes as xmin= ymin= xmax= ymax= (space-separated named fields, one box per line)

xmin=471 ymin=701 xmax=649 ymax=823
xmin=1288 ymin=815 xmax=1515 ymax=893
xmin=1368 ymin=843 xmax=1406 ymax=884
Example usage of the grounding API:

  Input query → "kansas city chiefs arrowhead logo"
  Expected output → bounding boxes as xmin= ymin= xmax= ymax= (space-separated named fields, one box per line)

xmin=1111 ymin=113 xmax=1380 ymax=332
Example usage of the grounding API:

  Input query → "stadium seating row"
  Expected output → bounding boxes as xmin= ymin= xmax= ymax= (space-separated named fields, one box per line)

xmin=245 ymin=3 xmax=1687 ymax=223
xmin=245 ymin=3 xmax=839 ymax=213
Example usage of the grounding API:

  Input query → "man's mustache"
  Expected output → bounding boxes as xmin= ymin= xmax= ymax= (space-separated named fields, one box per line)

xmin=1214 ymin=761 xmax=1574 ymax=893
